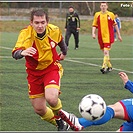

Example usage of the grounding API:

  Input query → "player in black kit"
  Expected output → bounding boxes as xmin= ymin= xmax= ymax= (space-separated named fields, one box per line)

xmin=65 ymin=6 xmax=80 ymax=49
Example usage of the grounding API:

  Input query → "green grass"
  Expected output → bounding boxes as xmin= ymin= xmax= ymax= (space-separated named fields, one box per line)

xmin=0 ymin=31 xmax=133 ymax=131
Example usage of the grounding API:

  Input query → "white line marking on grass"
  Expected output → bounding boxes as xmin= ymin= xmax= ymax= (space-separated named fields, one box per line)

xmin=65 ymin=58 xmax=133 ymax=74
xmin=1 ymin=46 xmax=133 ymax=74
xmin=0 ymin=56 xmax=12 ymax=58
xmin=67 ymin=58 xmax=133 ymax=60
xmin=0 ymin=46 xmax=12 ymax=50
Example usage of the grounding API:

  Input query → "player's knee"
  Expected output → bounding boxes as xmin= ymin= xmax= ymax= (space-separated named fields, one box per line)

xmin=34 ymin=106 xmax=47 ymax=116
xmin=108 ymin=102 xmax=124 ymax=119
xmin=47 ymin=97 xmax=58 ymax=107
xmin=104 ymin=51 xmax=108 ymax=55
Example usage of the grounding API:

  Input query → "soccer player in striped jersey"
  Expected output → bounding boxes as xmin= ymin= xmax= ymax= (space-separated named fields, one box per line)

xmin=12 ymin=9 xmax=69 ymax=131
xmin=58 ymin=72 xmax=133 ymax=131
xmin=92 ymin=2 xmax=122 ymax=74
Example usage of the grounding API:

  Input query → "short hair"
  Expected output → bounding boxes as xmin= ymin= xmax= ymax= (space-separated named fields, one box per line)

xmin=30 ymin=9 xmax=49 ymax=22
xmin=101 ymin=2 xmax=108 ymax=5
xmin=69 ymin=5 xmax=74 ymax=9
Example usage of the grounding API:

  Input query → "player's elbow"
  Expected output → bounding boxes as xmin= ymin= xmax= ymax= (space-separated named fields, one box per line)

xmin=12 ymin=50 xmax=24 ymax=60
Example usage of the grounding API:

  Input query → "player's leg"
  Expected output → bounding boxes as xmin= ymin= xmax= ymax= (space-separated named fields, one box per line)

xmin=79 ymin=106 xmax=115 ymax=127
xmin=104 ymin=44 xmax=112 ymax=70
xmin=58 ymin=109 xmax=84 ymax=131
xmin=30 ymin=97 xmax=57 ymax=125
xmin=108 ymin=102 xmax=125 ymax=119
xmin=98 ymin=41 xmax=109 ymax=74
xmin=45 ymin=88 xmax=69 ymax=130
xmin=101 ymin=49 xmax=110 ymax=73
xmin=101 ymin=45 xmax=112 ymax=73
xmin=110 ymin=99 xmax=133 ymax=121
xmin=44 ymin=64 xmax=69 ymax=131
xmin=59 ymin=99 xmax=133 ymax=131
xmin=65 ymin=29 xmax=71 ymax=47
xmin=118 ymin=121 xmax=133 ymax=131
xmin=27 ymin=72 xmax=58 ymax=127
xmin=98 ymin=39 xmax=112 ymax=73
xmin=90 ymin=99 xmax=133 ymax=130
xmin=59 ymin=106 xmax=115 ymax=131
xmin=112 ymin=99 xmax=133 ymax=131
xmin=44 ymin=63 xmax=63 ymax=116
xmin=27 ymin=69 xmax=69 ymax=131
xmin=73 ymin=29 xmax=79 ymax=49
xmin=79 ymin=102 xmax=123 ymax=128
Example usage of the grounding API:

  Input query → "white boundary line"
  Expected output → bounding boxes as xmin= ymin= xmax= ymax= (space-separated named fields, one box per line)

xmin=66 ymin=58 xmax=133 ymax=60
xmin=0 ymin=46 xmax=12 ymax=50
xmin=65 ymin=58 xmax=133 ymax=74
xmin=0 ymin=56 xmax=12 ymax=58
xmin=1 ymin=46 xmax=133 ymax=74
xmin=1 ymin=56 xmax=133 ymax=61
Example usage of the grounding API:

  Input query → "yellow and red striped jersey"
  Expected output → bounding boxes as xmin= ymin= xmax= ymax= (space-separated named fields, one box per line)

xmin=12 ymin=24 xmax=63 ymax=70
xmin=92 ymin=11 xmax=116 ymax=44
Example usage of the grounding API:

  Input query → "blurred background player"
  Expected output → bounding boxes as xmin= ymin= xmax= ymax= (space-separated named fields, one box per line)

xmin=92 ymin=2 xmax=122 ymax=74
xmin=58 ymin=72 xmax=133 ymax=131
xmin=114 ymin=14 xmax=121 ymax=41
xmin=65 ymin=6 xmax=80 ymax=50
xmin=12 ymin=9 xmax=69 ymax=131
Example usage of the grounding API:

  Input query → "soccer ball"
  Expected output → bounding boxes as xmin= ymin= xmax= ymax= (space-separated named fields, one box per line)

xmin=79 ymin=94 xmax=106 ymax=121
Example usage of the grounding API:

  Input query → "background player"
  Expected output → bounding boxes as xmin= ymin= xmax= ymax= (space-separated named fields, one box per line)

xmin=114 ymin=14 xmax=121 ymax=41
xmin=92 ymin=2 xmax=122 ymax=74
xmin=65 ymin=6 xmax=80 ymax=50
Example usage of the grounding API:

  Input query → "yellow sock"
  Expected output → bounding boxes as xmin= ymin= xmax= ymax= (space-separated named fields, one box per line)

xmin=107 ymin=56 xmax=112 ymax=68
xmin=50 ymin=98 xmax=62 ymax=116
xmin=41 ymin=107 xmax=57 ymax=126
xmin=102 ymin=56 xmax=108 ymax=68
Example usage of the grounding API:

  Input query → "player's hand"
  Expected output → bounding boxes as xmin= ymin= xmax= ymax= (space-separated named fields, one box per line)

xmin=92 ymin=33 xmax=96 ymax=39
xmin=119 ymin=72 xmax=129 ymax=85
xmin=118 ymin=35 xmax=122 ymax=42
xmin=21 ymin=47 xmax=37 ymax=57
xmin=58 ymin=53 xmax=66 ymax=61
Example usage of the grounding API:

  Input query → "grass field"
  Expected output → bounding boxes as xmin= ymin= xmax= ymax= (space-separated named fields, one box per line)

xmin=0 ymin=31 xmax=133 ymax=131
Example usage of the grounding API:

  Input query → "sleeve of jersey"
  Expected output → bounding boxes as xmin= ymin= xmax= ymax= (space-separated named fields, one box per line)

xmin=12 ymin=28 xmax=32 ymax=59
xmin=76 ymin=13 xmax=80 ymax=28
xmin=12 ymin=30 xmax=27 ymax=52
xmin=92 ymin=13 xmax=98 ymax=28
xmin=58 ymin=39 xmax=67 ymax=55
xmin=65 ymin=14 xmax=68 ymax=28
xmin=124 ymin=80 xmax=133 ymax=94
xmin=111 ymin=13 xmax=117 ymax=26
xmin=12 ymin=27 xmax=32 ymax=53
xmin=56 ymin=28 xmax=63 ymax=44
xmin=12 ymin=31 xmax=26 ymax=59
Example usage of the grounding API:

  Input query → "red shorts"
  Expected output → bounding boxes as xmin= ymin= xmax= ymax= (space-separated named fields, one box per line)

xmin=98 ymin=38 xmax=113 ymax=50
xmin=26 ymin=62 xmax=63 ymax=98
xmin=99 ymin=42 xmax=111 ymax=50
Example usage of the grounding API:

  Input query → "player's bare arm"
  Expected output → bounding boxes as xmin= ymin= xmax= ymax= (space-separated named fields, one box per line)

xmin=119 ymin=72 xmax=129 ymax=85
xmin=92 ymin=27 xmax=96 ymax=39
xmin=114 ymin=25 xmax=122 ymax=42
